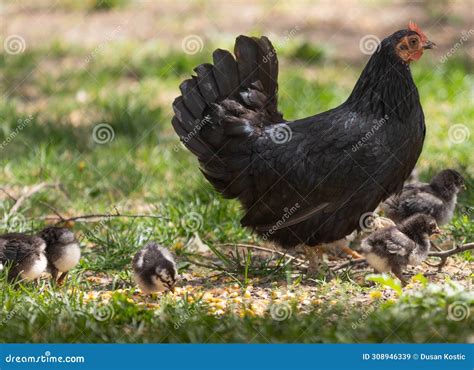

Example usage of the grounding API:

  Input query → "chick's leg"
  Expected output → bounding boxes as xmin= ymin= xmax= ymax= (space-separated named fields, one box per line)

xmin=391 ymin=265 xmax=407 ymax=287
xmin=50 ymin=266 xmax=59 ymax=282
xmin=304 ymin=245 xmax=323 ymax=277
xmin=57 ymin=271 xmax=68 ymax=286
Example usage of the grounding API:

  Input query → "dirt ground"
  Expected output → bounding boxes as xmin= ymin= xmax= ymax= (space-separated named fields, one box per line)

xmin=1 ymin=0 xmax=473 ymax=61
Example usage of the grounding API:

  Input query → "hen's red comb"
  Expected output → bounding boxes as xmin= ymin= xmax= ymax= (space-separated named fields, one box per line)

xmin=408 ymin=21 xmax=428 ymax=42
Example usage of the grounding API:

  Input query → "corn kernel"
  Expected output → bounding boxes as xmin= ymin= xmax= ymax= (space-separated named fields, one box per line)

xmin=369 ymin=291 xmax=383 ymax=300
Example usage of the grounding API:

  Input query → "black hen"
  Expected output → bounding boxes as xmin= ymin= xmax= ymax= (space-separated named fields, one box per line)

xmin=381 ymin=169 xmax=465 ymax=225
xmin=172 ymin=23 xmax=433 ymax=262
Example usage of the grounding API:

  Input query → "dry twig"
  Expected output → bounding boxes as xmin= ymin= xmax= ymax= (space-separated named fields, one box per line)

xmin=48 ymin=213 xmax=166 ymax=225
xmin=218 ymin=243 xmax=307 ymax=265
xmin=7 ymin=182 xmax=59 ymax=217
xmin=427 ymin=242 xmax=474 ymax=270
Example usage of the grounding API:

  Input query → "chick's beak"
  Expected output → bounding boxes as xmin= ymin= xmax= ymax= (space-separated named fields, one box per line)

xmin=461 ymin=183 xmax=467 ymax=190
xmin=423 ymin=40 xmax=436 ymax=50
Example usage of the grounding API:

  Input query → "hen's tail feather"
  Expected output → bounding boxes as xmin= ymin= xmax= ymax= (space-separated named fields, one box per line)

xmin=172 ymin=35 xmax=281 ymax=200
xmin=194 ymin=64 xmax=219 ymax=103
xmin=179 ymin=79 xmax=206 ymax=118
xmin=212 ymin=49 xmax=239 ymax=96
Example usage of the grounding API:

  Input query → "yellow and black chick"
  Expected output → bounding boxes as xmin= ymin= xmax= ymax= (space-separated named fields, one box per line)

xmin=0 ymin=232 xmax=48 ymax=282
xmin=132 ymin=242 xmax=177 ymax=294
xmin=381 ymin=169 xmax=465 ymax=225
xmin=39 ymin=227 xmax=81 ymax=285
xmin=360 ymin=214 xmax=440 ymax=285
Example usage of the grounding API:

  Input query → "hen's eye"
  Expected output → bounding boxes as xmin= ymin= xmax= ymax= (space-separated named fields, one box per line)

xmin=410 ymin=38 xmax=417 ymax=46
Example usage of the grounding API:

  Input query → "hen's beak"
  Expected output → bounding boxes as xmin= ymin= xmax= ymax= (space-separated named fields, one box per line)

xmin=432 ymin=227 xmax=441 ymax=234
xmin=423 ymin=40 xmax=436 ymax=50
xmin=461 ymin=183 xmax=467 ymax=190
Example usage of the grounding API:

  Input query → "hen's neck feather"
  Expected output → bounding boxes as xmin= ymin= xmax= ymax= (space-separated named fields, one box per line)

xmin=345 ymin=46 xmax=420 ymax=120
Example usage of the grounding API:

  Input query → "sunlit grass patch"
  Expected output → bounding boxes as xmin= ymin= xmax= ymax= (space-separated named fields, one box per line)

xmin=0 ymin=36 xmax=472 ymax=343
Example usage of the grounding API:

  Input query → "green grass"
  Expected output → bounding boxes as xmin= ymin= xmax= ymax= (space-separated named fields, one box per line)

xmin=0 ymin=38 xmax=472 ymax=343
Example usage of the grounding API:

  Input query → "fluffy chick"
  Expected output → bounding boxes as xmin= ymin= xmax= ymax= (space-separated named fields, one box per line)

xmin=132 ymin=242 xmax=177 ymax=294
xmin=382 ymin=169 xmax=465 ymax=225
xmin=39 ymin=227 xmax=81 ymax=284
xmin=361 ymin=214 xmax=440 ymax=285
xmin=0 ymin=233 xmax=47 ymax=282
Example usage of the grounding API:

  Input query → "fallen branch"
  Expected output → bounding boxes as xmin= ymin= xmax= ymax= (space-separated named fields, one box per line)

xmin=52 ymin=213 xmax=166 ymax=225
xmin=39 ymin=201 xmax=67 ymax=222
xmin=8 ymin=182 xmax=59 ymax=217
xmin=332 ymin=243 xmax=474 ymax=272
xmin=332 ymin=258 xmax=367 ymax=271
xmin=186 ymin=258 xmax=224 ymax=271
xmin=218 ymin=243 xmax=307 ymax=265
xmin=0 ymin=187 xmax=17 ymax=202
xmin=33 ymin=203 xmax=167 ymax=225
xmin=427 ymin=242 xmax=474 ymax=270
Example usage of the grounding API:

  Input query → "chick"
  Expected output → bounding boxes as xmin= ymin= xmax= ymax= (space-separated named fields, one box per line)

xmin=132 ymin=242 xmax=177 ymax=293
xmin=0 ymin=233 xmax=48 ymax=282
xmin=361 ymin=214 xmax=440 ymax=285
xmin=382 ymin=169 xmax=465 ymax=225
xmin=39 ymin=227 xmax=81 ymax=285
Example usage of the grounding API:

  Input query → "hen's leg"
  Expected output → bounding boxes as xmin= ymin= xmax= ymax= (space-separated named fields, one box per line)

xmin=340 ymin=246 xmax=363 ymax=259
xmin=326 ymin=238 xmax=364 ymax=259
xmin=303 ymin=245 xmax=323 ymax=277
xmin=332 ymin=239 xmax=363 ymax=259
